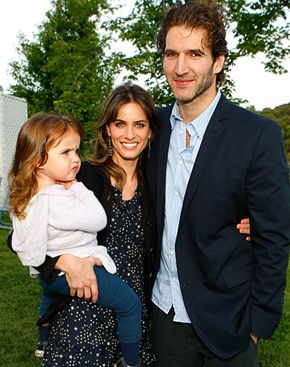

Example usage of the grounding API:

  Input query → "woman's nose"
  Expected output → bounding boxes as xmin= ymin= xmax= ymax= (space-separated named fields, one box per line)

xmin=125 ymin=125 xmax=135 ymax=139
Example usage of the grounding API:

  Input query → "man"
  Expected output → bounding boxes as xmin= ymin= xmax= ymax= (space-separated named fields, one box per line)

xmin=145 ymin=1 xmax=290 ymax=366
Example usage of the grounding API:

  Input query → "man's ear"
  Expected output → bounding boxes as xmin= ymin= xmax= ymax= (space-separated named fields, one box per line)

xmin=214 ymin=54 xmax=225 ymax=74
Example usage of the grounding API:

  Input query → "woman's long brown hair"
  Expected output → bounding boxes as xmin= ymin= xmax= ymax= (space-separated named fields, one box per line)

xmin=91 ymin=82 xmax=158 ymax=190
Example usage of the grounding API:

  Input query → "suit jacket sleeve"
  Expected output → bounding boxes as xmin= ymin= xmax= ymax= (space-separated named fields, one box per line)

xmin=247 ymin=121 xmax=290 ymax=338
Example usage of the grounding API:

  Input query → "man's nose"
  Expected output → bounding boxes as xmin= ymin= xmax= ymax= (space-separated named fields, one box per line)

xmin=175 ymin=54 xmax=189 ymax=76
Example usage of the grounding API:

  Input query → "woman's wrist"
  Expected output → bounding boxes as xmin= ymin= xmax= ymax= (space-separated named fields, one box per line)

xmin=55 ymin=254 xmax=74 ymax=272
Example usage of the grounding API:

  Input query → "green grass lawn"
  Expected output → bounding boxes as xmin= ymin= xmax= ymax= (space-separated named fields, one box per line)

xmin=0 ymin=226 xmax=289 ymax=366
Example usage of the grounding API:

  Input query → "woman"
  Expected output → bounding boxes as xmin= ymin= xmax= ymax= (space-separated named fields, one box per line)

xmin=42 ymin=82 xmax=158 ymax=366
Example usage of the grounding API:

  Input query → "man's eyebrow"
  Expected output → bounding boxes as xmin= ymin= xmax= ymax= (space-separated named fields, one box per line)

xmin=164 ymin=48 xmax=176 ymax=53
xmin=186 ymin=48 xmax=206 ymax=55
xmin=164 ymin=48 xmax=206 ymax=55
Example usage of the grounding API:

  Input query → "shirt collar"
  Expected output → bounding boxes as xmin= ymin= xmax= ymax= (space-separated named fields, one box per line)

xmin=170 ymin=91 xmax=221 ymax=139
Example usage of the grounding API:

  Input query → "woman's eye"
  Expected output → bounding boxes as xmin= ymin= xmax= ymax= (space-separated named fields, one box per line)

xmin=135 ymin=122 xmax=145 ymax=128
xmin=114 ymin=120 xmax=125 ymax=127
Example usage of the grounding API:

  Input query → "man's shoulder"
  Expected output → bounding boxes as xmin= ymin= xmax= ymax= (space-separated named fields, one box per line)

xmin=220 ymin=95 xmax=279 ymax=129
xmin=157 ymin=104 xmax=174 ymax=120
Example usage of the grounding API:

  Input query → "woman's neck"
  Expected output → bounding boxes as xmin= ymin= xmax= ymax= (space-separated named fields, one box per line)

xmin=121 ymin=173 xmax=138 ymax=201
xmin=111 ymin=159 xmax=139 ymax=200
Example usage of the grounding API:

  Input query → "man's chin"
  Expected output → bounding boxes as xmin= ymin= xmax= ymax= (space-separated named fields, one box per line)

xmin=176 ymin=95 xmax=196 ymax=105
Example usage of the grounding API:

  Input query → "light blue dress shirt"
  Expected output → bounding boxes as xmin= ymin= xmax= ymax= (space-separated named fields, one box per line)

xmin=152 ymin=91 xmax=221 ymax=322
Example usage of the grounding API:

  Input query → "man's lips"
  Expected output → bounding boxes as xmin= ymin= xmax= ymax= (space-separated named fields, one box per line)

xmin=174 ymin=79 xmax=194 ymax=87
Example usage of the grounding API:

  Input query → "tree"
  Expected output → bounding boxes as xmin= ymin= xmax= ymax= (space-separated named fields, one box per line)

xmin=9 ymin=0 xmax=117 ymax=150
xmin=259 ymin=103 xmax=290 ymax=162
xmin=109 ymin=0 xmax=290 ymax=105
xmin=9 ymin=0 xmax=289 ymax=147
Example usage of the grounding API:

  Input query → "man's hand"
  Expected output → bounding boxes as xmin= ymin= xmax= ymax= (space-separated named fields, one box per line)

xmin=55 ymin=254 xmax=102 ymax=303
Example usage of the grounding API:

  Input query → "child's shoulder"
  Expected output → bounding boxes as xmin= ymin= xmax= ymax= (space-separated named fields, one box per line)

xmin=37 ymin=184 xmax=65 ymax=196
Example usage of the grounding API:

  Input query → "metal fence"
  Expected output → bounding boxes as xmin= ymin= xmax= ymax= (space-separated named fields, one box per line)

xmin=0 ymin=93 xmax=27 ymax=229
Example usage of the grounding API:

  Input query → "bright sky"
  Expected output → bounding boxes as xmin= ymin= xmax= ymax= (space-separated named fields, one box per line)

xmin=0 ymin=0 xmax=289 ymax=111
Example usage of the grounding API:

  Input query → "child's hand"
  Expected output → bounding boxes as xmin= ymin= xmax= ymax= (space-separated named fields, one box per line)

xmin=57 ymin=179 xmax=77 ymax=190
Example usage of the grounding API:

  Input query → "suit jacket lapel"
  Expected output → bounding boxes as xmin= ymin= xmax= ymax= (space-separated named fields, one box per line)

xmin=179 ymin=95 xmax=230 ymax=224
xmin=156 ymin=105 xmax=173 ymax=234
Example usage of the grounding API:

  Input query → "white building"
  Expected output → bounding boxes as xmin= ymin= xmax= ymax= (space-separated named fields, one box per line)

xmin=0 ymin=92 xmax=27 ymax=228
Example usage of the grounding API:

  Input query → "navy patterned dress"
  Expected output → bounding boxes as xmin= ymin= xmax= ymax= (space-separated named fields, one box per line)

xmin=43 ymin=187 xmax=156 ymax=367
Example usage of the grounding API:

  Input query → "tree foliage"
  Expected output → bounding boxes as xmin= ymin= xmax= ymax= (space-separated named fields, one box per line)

xmin=9 ymin=0 xmax=117 ymax=150
xmin=9 ymin=0 xmax=290 ymax=151
xmin=110 ymin=0 xmax=289 ymax=103
xmin=258 ymin=103 xmax=290 ymax=162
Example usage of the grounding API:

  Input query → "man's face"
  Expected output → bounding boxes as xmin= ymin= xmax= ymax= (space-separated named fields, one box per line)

xmin=163 ymin=26 xmax=224 ymax=106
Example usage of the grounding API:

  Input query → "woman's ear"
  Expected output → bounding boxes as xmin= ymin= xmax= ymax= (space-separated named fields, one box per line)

xmin=106 ymin=125 xmax=111 ymax=136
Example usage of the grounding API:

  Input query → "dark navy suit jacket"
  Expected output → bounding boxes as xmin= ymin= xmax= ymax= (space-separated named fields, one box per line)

xmin=145 ymin=93 xmax=290 ymax=358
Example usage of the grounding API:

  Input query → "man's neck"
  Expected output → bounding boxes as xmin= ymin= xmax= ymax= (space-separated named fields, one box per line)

xmin=179 ymin=89 xmax=218 ymax=123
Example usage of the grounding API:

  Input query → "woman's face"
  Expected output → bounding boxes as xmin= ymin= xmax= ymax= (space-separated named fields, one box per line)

xmin=107 ymin=102 xmax=151 ymax=166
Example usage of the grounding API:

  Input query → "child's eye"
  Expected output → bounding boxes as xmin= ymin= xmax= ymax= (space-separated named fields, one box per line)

xmin=62 ymin=150 xmax=70 ymax=155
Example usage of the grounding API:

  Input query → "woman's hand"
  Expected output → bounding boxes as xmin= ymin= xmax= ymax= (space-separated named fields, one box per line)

xmin=236 ymin=218 xmax=251 ymax=241
xmin=55 ymin=254 xmax=102 ymax=303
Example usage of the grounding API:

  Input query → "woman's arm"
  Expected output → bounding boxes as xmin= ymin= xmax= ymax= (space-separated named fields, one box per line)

xmin=236 ymin=218 xmax=250 ymax=241
xmin=7 ymin=231 xmax=60 ymax=280
xmin=7 ymin=231 xmax=100 ymax=302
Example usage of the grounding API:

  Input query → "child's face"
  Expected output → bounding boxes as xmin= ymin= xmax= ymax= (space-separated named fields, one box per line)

xmin=39 ymin=128 xmax=81 ymax=184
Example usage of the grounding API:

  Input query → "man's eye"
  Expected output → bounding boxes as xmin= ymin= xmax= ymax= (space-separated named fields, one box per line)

xmin=164 ymin=51 xmax=176 ymax=58
xmin=190 ymin=51 xmax=202 ymax=58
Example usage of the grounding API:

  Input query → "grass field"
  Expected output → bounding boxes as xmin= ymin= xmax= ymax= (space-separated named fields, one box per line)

xmin=0 ymin=226 xmax=289 ymax=367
